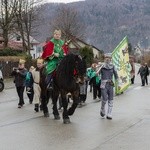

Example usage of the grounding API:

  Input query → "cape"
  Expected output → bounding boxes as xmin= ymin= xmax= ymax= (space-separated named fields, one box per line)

xmin=41 ymin=41 xmax=54 ymax=59
xmin=41 ymin=40 xmax=69 ymax=59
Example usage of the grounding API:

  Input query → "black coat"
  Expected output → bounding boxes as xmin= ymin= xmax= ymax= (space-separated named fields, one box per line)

xmin=11 ymin=68 xmax=27 ymax=87
xmin=138 ymin=66 xmax=147 ymax=76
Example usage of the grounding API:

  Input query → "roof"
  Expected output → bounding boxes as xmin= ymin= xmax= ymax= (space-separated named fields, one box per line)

xmin=0 ymin=41 xmax=23 ymax=51
xmin=8 ymin=41 xmax=23 ymax=50
xmin=29 ymin=35 xmax=40 ymax=44
xmin=68 ymin=37 xmax=103 ymax=53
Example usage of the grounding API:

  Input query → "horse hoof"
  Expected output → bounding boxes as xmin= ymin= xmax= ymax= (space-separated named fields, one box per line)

xmin=44 ymin=112 xmax=49 ymax=117
xmin=54 ymin=115 xmax=60 ymax=120
xmin=63 ymin=118 xmax=71 ymax=124
xmin=77 ymin=103 xmax=82 ymax=108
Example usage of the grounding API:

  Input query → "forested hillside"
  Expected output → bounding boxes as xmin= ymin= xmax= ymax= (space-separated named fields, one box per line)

xmin=34 ymin=0 xmax=150 ymax=52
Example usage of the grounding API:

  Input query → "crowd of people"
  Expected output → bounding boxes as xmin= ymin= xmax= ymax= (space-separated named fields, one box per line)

xmin=10 ymin=29 xmax=149 ymax=121
xmin=11 ymin=58 xmax=119 ymax=120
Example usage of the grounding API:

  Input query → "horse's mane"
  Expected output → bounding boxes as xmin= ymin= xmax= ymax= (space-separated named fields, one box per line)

xmin=57 ymin=54 xmax=77 ymax=82
xmin=56 ymin=53 xmax=86 ymax=90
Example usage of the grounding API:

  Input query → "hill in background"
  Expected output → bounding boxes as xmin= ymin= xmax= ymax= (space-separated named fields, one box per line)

xmin=34 ymin=0 xmax=150 ymax=53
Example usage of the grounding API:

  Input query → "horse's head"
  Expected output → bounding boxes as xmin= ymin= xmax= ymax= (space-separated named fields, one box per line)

xmin=55 ymin=53 xmax=87 ymax=89
xmin=74 ymin=55 xmax=87 ymax=84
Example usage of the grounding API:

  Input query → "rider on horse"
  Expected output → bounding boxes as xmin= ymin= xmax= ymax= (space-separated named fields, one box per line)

xmin=41 ymin=29 xmax=69 ymax=88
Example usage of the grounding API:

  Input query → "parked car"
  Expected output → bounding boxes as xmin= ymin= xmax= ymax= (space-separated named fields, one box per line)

xmin=0 ymin=69 xmax=4 ymax=92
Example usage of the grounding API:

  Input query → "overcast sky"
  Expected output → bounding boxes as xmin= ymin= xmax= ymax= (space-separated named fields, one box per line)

xmin=45 ymin=0 xmax=85 ymax=3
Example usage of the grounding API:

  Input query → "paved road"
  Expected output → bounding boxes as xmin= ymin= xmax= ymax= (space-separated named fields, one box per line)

xmin=0 ymin=65 xmax=150 ymax=150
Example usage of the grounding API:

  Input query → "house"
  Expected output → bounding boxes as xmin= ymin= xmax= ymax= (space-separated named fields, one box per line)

xmin=0 ymin=37 xmax=24 ymax=51
xmin=67 ymin=38 xmax=103 ymax=59
xmin=9 ymin=33 xmax=41 ymax=58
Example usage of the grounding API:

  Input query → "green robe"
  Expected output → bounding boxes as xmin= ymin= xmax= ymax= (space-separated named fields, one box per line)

xmin=46 ymin=38 xmax=65 ymax=75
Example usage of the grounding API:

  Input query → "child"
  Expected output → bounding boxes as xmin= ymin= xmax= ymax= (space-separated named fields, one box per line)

xmin=25 ymin=66 xmax=35 ymax=104
xmin=78 ymin=77 xmax=88 ymax=107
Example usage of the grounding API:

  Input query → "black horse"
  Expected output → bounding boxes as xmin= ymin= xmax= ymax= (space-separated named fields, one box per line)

xmin=40 ymin=53 xmax=86 ymax=124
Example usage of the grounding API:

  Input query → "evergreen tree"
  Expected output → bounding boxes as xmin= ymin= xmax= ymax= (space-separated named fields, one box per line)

xmin=79 ymin=46 xmax=94 ymax=66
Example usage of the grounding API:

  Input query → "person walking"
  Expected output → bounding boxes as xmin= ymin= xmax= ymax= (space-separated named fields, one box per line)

xmin=129 ymin=58 xmax=135 ymax=84
xmin=145 ymin=63 xmax=149 ymax=85
xmin=78 ymin=76 xmax=88 ymax=107
xmin=11 ymin=59 xmax=27 ymax=108
xmin=87 ymin=67 xmax=93 ymax=92
xmin=137 ymin=63 xmax=147 ymax=86
xmin=88 ymin=63 xmax=101 ymax=100
xmin=98 ymin=55 xmax=118 ymax=120
xmin=31 ymin=59 xmax=44 ymax=112
xmin=25 ymin=66 xmax=35 ymax=104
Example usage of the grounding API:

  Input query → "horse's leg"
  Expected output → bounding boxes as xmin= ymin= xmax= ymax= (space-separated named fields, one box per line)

xmin=41 ymin=86 xmax=49 ymax=117
xmin=40 ymin=68 xmax=50 ymax=117
xmin=61 ymin=91 xmax=70 ymax=124
xmin=52 ymin=87 xmax=60 ymax=120
xmin=67 ymin=90 xmax=79 ymax=116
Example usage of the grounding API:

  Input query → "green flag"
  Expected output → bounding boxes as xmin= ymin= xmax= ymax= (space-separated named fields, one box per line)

xmin=112 ymin=36 xmax=131 ymax=94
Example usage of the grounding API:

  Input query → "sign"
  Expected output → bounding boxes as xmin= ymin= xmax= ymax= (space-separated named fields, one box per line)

xmin=112 ymin=36 xmax=131 ymax=94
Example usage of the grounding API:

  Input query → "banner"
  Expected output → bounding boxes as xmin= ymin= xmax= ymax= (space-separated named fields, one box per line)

xmin=112 ymin=36 xmax=131 ymax=94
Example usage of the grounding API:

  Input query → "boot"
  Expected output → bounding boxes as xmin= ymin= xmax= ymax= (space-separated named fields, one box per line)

xmin=100 ymin=101 xmax=106 ymax=117
xmin=34 ymin=104 xmax=39 ymax=112
xmin=44 ymin=112 xmax=49 ymax=117
xmin=107 ymin=106 xmax=112 ymax=120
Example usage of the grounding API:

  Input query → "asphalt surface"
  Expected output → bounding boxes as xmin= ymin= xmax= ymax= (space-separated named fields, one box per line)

xmin=1 ymin=65 xmax=150 ymax=150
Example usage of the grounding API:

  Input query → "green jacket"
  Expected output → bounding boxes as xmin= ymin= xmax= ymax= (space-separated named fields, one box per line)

xmin=87 ymin=68 xmax=100 ymax=85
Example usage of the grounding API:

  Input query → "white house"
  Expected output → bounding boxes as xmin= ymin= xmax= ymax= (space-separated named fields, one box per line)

xmin=9 ymin=33 xmax=41 ymax=58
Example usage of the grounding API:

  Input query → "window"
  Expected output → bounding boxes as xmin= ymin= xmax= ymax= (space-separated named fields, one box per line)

xmin=37 ymin=47 xmax=42 ymax=52
xmin=16 ymin=35 xmax=21 ymax=41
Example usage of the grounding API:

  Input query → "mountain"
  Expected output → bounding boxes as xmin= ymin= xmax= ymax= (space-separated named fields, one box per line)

xmin=34 ymin=0 xmax=150 ymax=53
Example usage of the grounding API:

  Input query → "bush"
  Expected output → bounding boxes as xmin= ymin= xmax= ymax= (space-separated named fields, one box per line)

xmin=79 ymin=46 xmax=94 ymax=67
xmin=0 ymin=48 xmax=19 ymax=56
xmin=0 ymin=48 xmax=32 ymax=62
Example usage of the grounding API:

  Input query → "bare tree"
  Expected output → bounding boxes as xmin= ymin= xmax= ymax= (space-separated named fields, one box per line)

xmin=0 ymin=0 xmax=18 ymax=48
xmin=15 ymin=0 xmax=42 ymax=54
xmin=51 ymin=5 xmax=85 ymax=42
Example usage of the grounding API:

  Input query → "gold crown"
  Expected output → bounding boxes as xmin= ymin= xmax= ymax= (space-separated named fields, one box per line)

xmin=54 ymin=29 xmax=61 ymax=35
xmin=19 ymin=59 xmax=26 ymax=64
xmin=37 ymin=58 xmax=44 ymax=64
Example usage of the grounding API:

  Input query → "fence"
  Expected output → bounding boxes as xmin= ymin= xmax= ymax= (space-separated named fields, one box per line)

xmin=0 ymin=60 xmax=36 ymax=79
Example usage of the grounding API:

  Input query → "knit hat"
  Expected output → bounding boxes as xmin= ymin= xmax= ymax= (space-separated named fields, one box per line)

xmin=54 ymin=29 xmax=61 ymax=35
